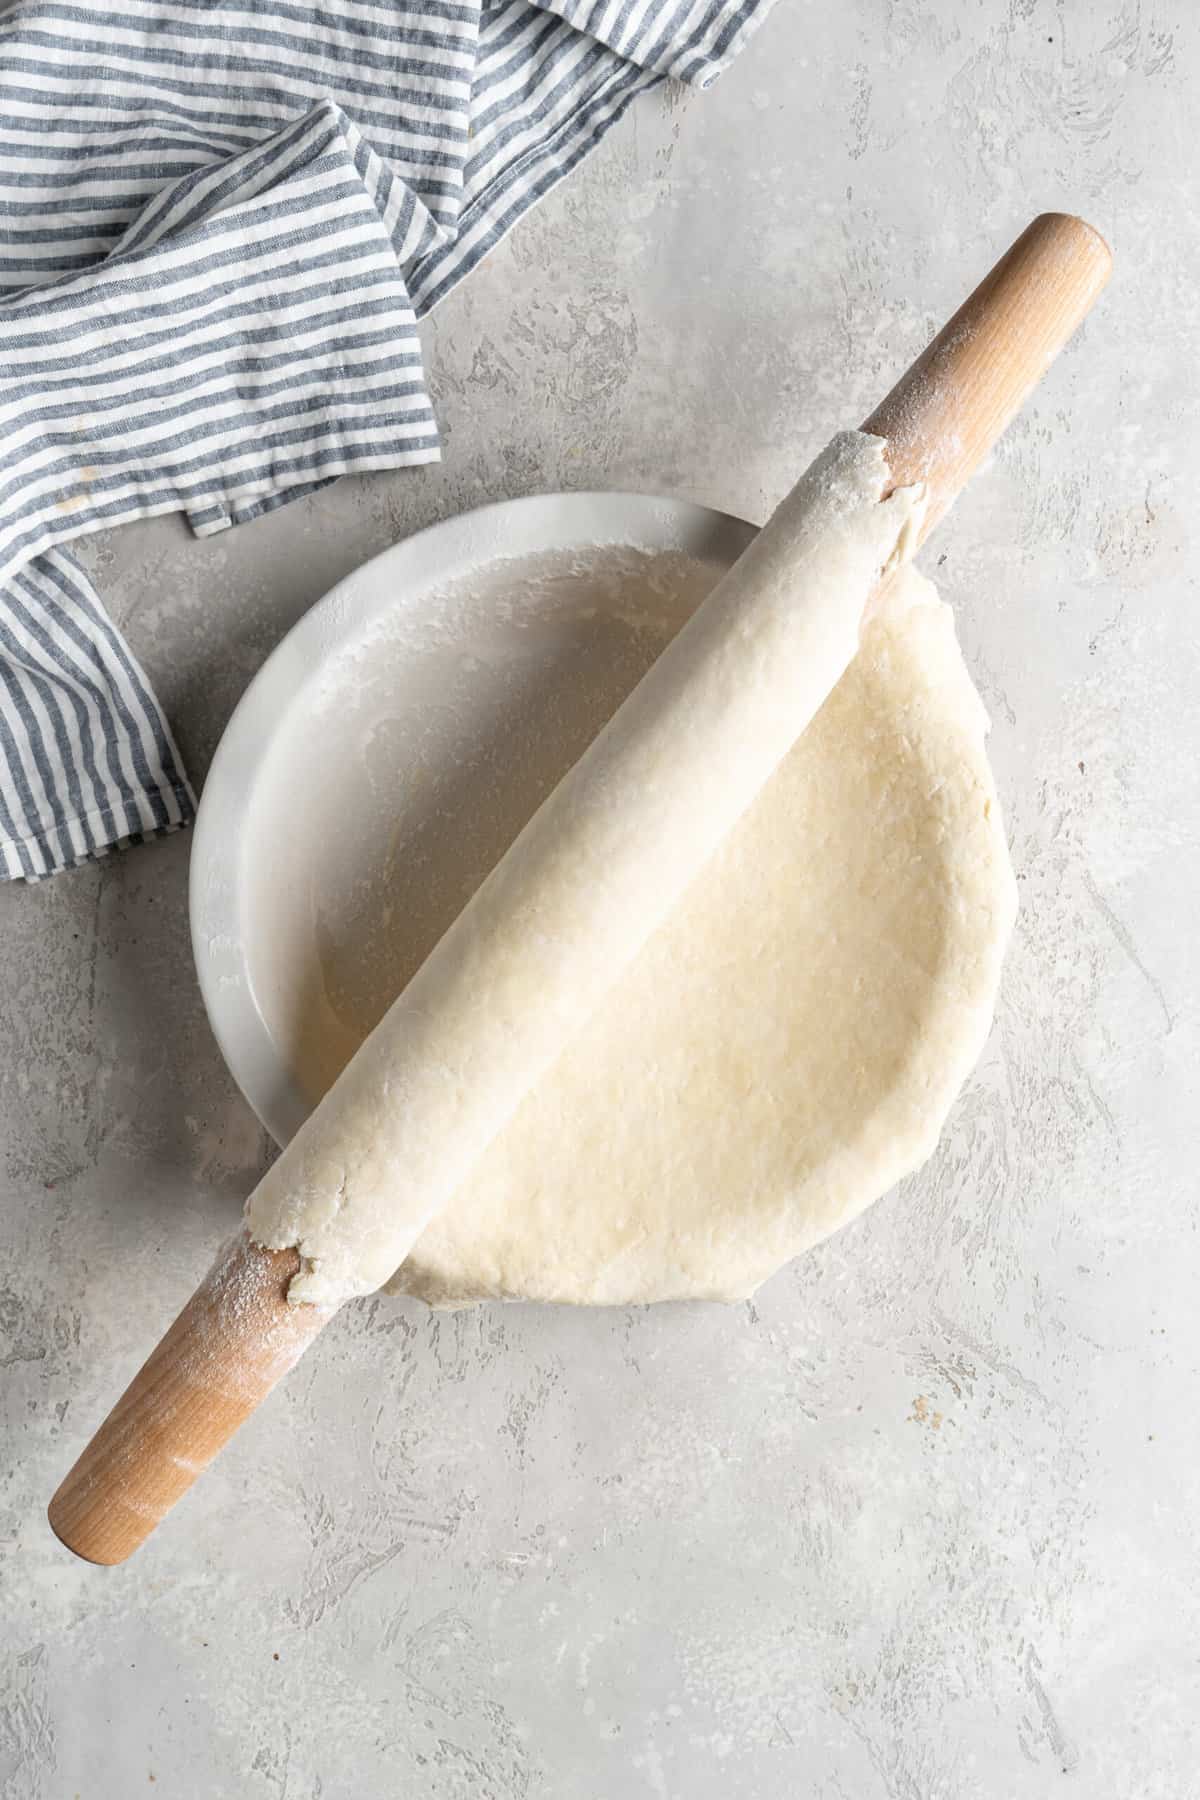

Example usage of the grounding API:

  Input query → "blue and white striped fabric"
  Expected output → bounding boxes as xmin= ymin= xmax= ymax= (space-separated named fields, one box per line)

xmin=0 ymin=0 xmax=771 ymax=880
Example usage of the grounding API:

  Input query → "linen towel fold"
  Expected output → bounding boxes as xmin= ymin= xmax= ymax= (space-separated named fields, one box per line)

xmin=0 ymin=0 xmax=773 ymax=879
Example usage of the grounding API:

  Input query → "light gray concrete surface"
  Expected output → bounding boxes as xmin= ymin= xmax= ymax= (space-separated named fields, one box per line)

xmin=3 ymin=3 xmax=1198 ymax=1795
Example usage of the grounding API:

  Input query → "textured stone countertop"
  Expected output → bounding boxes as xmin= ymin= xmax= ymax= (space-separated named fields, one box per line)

xmin=2 ymin=4 xmax=1197 ymax=1796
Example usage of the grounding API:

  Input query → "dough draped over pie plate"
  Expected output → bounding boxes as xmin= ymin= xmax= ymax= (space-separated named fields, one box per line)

xmin=246 ymin=432 xmax=1012 ymax=1308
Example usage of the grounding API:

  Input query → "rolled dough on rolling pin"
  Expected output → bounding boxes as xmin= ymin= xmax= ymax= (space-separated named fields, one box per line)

xmin=48 ymin=216 xmax=1112 ymax=1564
xmin=248 ymin=431 xmax=926 ymax=1305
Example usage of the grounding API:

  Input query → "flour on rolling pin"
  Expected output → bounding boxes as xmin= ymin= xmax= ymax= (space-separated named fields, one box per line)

xmin=48 ymin=216 xmax=1106 ymax=1564
xmin=245 ymin=431 xmax=926 ymax=1306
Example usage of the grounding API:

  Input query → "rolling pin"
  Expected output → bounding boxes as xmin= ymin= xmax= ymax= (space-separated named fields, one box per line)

xmin=48 ymin=212 xmax=1112 ymax=1565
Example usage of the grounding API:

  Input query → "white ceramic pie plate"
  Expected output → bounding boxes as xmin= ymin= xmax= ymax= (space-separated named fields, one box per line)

xmin=190 ymin=492 xmax=755 ymax=1148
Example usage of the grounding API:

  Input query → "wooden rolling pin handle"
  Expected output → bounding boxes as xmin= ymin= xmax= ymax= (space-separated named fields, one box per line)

xmin=864 ymin=212 xmax=1112 ymax=545
xmin=47 ymin=1231 xmax=335 ymax=1566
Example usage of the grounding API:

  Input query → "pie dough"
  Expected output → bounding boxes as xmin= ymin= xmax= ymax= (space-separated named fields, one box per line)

xmin=246 ymin=432 xmax=937 ymax=1305
xmin=391 ymin=561 xmax=1015 ymax=1304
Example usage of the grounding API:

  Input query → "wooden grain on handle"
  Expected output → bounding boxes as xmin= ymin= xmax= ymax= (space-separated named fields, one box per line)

xmin=864 ymin=212 xmax=1112 ymax=544
xmin=47 ymin=1231 xmax=334 ymax=1565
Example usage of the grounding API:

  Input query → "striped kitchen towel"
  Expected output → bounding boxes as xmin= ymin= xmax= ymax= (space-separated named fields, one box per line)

xmin=0 ymin=0 xmax=773 ymax=881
